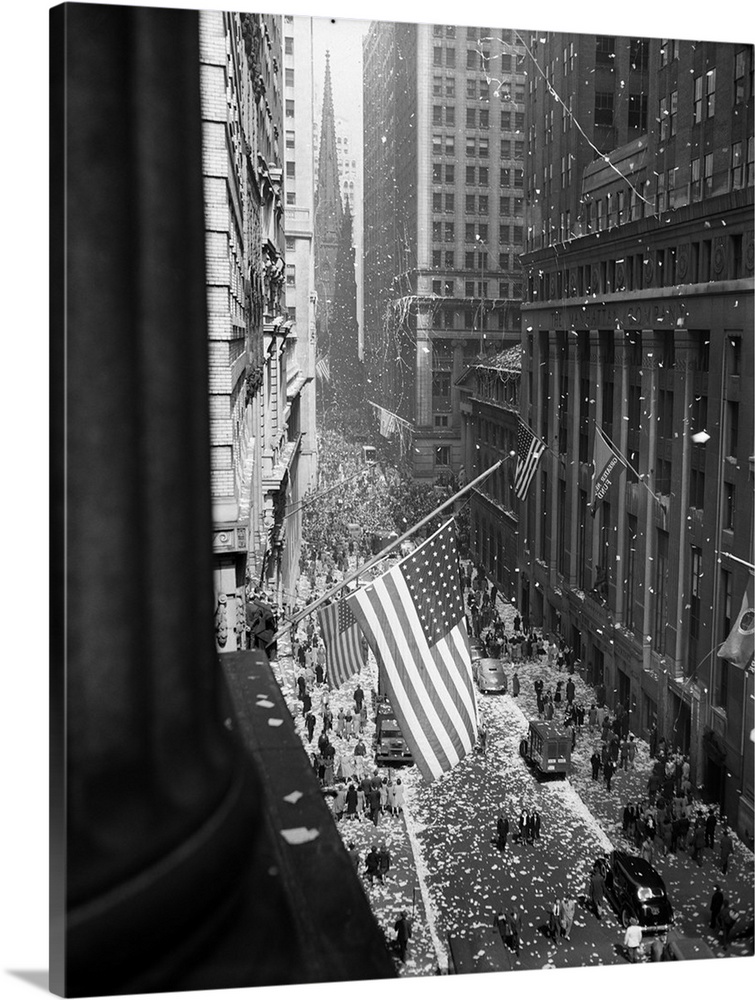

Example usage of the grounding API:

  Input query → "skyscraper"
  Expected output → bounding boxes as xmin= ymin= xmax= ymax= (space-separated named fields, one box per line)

xmin=518 ymin=32 xmax=754 ymax=836
xmin=362 ymin=20 xmax=527 ymax=479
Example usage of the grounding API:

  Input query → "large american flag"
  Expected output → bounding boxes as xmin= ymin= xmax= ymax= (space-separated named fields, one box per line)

xmin=514 ymin=419 xmax=546 ymax=501
xmin=346 ymin=520 xmax=478 ymax=782
xmin=317 ymin=598 xmax=366 ymax=688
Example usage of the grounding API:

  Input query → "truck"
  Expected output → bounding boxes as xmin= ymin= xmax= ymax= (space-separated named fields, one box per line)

xmin=520 ymin=720 xmax=571 ymax=777
xmin=374 ymin=696 xmax=414 ymax=768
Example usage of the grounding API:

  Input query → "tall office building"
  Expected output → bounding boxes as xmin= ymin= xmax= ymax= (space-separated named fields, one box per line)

xmin=518 ymin=32 xmax=754 ymax=836
xmin=362 ymin=21 xmax=527 ymax=479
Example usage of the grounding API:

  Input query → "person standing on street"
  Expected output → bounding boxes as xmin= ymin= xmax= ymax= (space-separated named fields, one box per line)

xmin=692 ymin=819 xmax=706 ymax=866
xmin=508 ymin=907 xmax=522 ymax=956
xmin=496 ymin=808 xmax=510 ymax=852
xmin=604 ymin=758 xmax=615 ymax=793
xmin=589 ymin=863 xmax=606 ymax=919
xmin=512 ymin=672 xmax=520 ymax=697
xmin=623 ymin=917 xmax=643 ymax=963
xmin=720 ymin=827 xmax=733 ymax=874
xmin=709 ymin=884 xmax=724 ymax=929
xmin=393 ymin=911 xmax=412 ymax=962
xmin=591 ymin=750 xmax=602 ymax=781
xmin=560 ymin=897 xmax=575 ymax=940
xmin=705 ymin=807 xmax=717 ymax=849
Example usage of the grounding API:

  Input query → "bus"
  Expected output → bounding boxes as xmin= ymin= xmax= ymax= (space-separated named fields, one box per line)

xmin=520 ymin=720 xmax=571 ymax=777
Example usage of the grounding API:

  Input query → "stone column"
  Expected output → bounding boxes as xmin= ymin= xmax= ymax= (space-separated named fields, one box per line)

xmin=52 ymin=5 xmax=260 ymax=993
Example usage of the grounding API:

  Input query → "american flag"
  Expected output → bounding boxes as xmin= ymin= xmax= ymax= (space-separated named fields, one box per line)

xmin=346 ymin=520 xmax=478 ymax=782
xmin=514 ymin=420 xmax=546 ymax=501
xmin=317 ymin=598 xmax=366 ymax=688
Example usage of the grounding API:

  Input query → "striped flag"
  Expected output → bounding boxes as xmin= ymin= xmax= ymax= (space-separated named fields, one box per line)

xmin=590 ymin=426 xmax=627 ymax=515
xmin=514 ymin=420 xmax=546 ymax=501
xmin=718 ymin=580 xmax=755 ymax=671
xmin=317 ymin=598 xmax=366 ymax=688
xmin=346 ymin=520 xmax=478 ymax=782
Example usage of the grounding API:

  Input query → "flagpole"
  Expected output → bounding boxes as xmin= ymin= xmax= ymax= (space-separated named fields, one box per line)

xmin=270 ymin=458 xmax=506 ymax=642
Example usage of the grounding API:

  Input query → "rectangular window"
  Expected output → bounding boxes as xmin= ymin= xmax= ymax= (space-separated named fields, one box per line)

xmin=446 ymin=48 xmax=456 ymax=68
xmin=653 ymin=530 xmax=669 ymax=654
xmin=285 ymin=99 xmax=295 ymax=118
xmin=731 ymin=141 xmax=744 ymax=189
xmin=596 ymin=36 xmax=615 ymax=62
xmin=285 ymin=129 xmax=295 ymax=149
xmin=659 ymin=96 xmax=668 ymax=141
xmin=691 ymin=158 xmax=701 ymax=201
xmin=734 ymin=49 xmax=747 ymax=103
xmin=433 ymin=163 xmax=442 ymax=183
xmin=479 ymin=109 xmax=489 ymax=129
xmin=500 ymin=110 xmax=511 ymax=130
xmin=445 ymin=250 xmax=455 ymax=268
xmin=706 ymin=68 xmax=716 ymax=117
xmin=703 ymin=152 xmax=714 ymax=196
xmin=693 ymin=75 xmax=703 ymax=123
xmin=466 ymin=136 xmax=476 ymax=157
xmin=433 ymin=47 xmax=443 ymax=66
xmin=444 ymin=222 xmax=455 ymax=242
xmin=595 ymin=92 xmax=614 ymax=127
xmin=445 ymin=164 xmax=454 ymax=183
xmin=466 ymin=78 xmax=476 ymax=100
xmin=670 ymin=90 xmax=678 ymax=135
xmin=478 ymin=166 xmax=488 ymax=185
xmin=723 ymin=482 xmax=735 ymax=530
xmin=479 ymin=137 xmax=489 ymax=157
xmin=466 ymin=165 xmax=476 ymax=185
xmin=285 ymin=67 xmax=295 ymax=87
xmin=433 ymin=192 xmax=443 ymax=212
xmin=726 ymin=401 xmax=739 ymax=457
xmin=445 ymin=193 xmax=455 ymax=213
xmin=628 ymin=93 xmax=647 ymax=131
xmin=445 ymin=136 xmax=455 ymax=155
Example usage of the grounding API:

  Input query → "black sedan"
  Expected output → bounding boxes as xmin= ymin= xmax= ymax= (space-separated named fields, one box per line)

xmin=601 ymin=850 xmax=674 ymax=933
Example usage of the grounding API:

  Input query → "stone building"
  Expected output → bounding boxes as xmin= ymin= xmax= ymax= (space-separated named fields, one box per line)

xmin=456 ymin=345 xmax=521 ymax=602
xmin=518 ymin=32 xmax=754 ymax=837
xmin=362 ymin=20 xmax=527 ymax=480
xmin=201 ymin=10 xmax=315 ymax=640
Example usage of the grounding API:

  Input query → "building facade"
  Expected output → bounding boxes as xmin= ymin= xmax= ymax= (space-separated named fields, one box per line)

xmin=201 ymin=10 xmax=315 ymax=642
xmin=362 ymin=21 xmax=527 ymax=480
xmin=518 ymin=32 xmax=754 ymax=839
xmin=457 ymin=346 xmax=521 ymax=602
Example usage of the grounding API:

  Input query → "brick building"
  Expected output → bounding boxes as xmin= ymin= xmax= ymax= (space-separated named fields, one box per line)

xmin=518 ymin=32 xmax=754 ymax=837
xmin=362 ymin=21 xmax=527 ymax=479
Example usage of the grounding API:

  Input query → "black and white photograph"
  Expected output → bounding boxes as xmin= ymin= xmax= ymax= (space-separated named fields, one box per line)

xmin=6 ymin=0 xmax=754 ymax=998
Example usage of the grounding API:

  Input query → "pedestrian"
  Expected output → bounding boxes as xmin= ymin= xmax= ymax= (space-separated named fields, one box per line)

xmin=347 ymin=841 xmax=360 ymax=867
xmin=345 ymin=782 xmax=359 ymax=821
xmin=512 ymin=672 xmax=520 ymax=697
xmin=548 ymin=898 xmax=562 ymax=940
xmin=620 ymin=739 xmax=629 ymax=771
xmin=518 ymin=807 xmax=529 ymax=844
xmin=692 ymin=820 xmax=706 ymax=867
xmin=554 ymin=681 xmax=562 ymax=705
xmin=705 ymin=807 xmax=717 ymax=849
xmin=296 ymin=673 xmax=307 ymax=700
xmin=377 ymin=842 xmax=391 ymax=883
xmin=623 ymin=917 xmax=643 ymax=963
xmin=627 ymin=735 xmax=637 ymax=768
xmin=588 ymin=703 xmax=598 ymax=732
xmin=591 ymin=750 xmax=602 ymax=781
xmin=525 ymin=810 xmax=536 ymax=845
xmin=709 ymin=884 xmax=724 ymax=929
xmin=496 ymin=808 xmax=510 ymax=852
xmin=718 ymin=898 xmax=736 ymax=952
xmin=560 ymin=897 xmax=575 ymax=940
xmin=532 ymin=809 xmax=541 ymax=841
xmin=305 ymin=711 xmax=316 ymax=742
xmin=719 ymin=827 xmax=733 ymax=874
xmin=544 ymin=696 xmax=554 ymax=720
xmin=507 ymin=907 xmax=522 ymax=955
xmin=301 ymin=690 xmax=312 ymax=717
xmin=640 ymin=836 xmax=654 ymax=865
xmin=588 ymin=863 xmax=606 ymax=919
xmin=393 ymin=911 xmax=412 ymax=962
xmin=367 ymin=785 xmax=381 ymax=826
xmin=565 ymin=678 xmax=575 ymax=705
xmin=603 ymin=758 xmax=615 ymax=793
xmin=364 ymin=844 xmax=380 ymax=885
xmin=493 ymin=906 xmax=509 ymax=945
xmin=353 ymin=683 xmax=364 ymax=713
xmin=393 ymin=778 xmax=405 ymax=815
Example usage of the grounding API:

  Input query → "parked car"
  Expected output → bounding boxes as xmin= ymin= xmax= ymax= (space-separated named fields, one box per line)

xmin=601 ymin=850 xmax=674 ymax=932
xmin=374 ymin=697 xmax=414 ymax=767
xmin=474 ymin=658 xmax=508 ymax=694
xmin=468 ymin=638 xmax=484 ymax=664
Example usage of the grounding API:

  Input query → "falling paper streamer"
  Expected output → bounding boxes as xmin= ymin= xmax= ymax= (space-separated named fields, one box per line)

xmin=280 ymin=827 xmax=320 ymax=845
xmin=283 ymin=791 xmax=304 ymax=804
xmin=267 ymin=718 xmax=284 ymax=727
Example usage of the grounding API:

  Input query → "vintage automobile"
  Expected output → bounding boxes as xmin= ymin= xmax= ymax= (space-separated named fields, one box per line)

xmin=601 ymin=850 xmax=674 ymax=932
xmin=473 ymin=657 xmax=508 ymax=694
xmin=374 ymin=697 xmax=414 ymax=768
xmin=520 ymin=720 xmax=571 ymax=777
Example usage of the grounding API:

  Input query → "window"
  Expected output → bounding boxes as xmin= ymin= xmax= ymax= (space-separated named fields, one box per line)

xmin=748 ymin=136 xmax=755 ymax=187
xmin=445 ymin=193 xmax=455 ymax=212
xmin=466 ymin=165 xmax=476 ymax=185
xmin=630 ymin=38 xmax=649 ymax=71
xmin=445 ymin=251 xmax=455 ymax=268
xmin=446 ymin=106 xmax=455 ymax=126
xmin=514 ymin=169 xmax=523 ymax=187
xmin=653 ymin=530 xmax=669 ymax=653
xmin=433 ymin=105 xmax=443 ymax=125
xmin=479 ymin=109 xmax=489 ymax=129
xmin=690 ymin=468 xmax=705 ymax=509
xmin=445 ymin=164 xmax=455 ymax=183
xmin=435 ymin=446 xmax=451 ymax=469
xmin=434 ymin=415 xmax=449 ymax=428
xmin=285 ymin=191 xmax=295 ymax=205
xmin=466 ymin=136 xmax=476 ymax=156
xmin=595 ymin=92 xmax=614 ymax=126
xmin=514 ymin=112 xmax=525 ymax=130
xmin=693 ymin=75 xmax=703 ymax=124
xmin=500 ymin=110 xmax=511 ymax=130
xmin=703 ymin=152 xmax=714 ymax=196
xmin=433 ymin=192 xmax=443 ymax=212
xmin=500 ymin=224 xmax=510 ymax=243
xmin=466 ymin=194 xmax=475 ymax=214
xmin=445 ymin=136 xmax=455 ymax=155
xmin=466 ymin=107 xmax=476 ymax=128
xmin=285 ymin=36 xmax=293 ymax=55
xmin=723 ymin=482 xmax=736 ymax=530
xmin=500 ymin=167 xmax=511 ymax=187
xmin=285 ymin=129 xmax=295 ymax=149
xmin=731 ymin=141 xmax=744 ymax=189
xmin=627 ymin=93 xmax=647 ymax=131
xmin=432 ymin=249 xmax=441 ymax=267
xmin=446 ymin=78 xmax=456 ymax=98
xmin=446 ymin=47 xmax=456 ymax=67
xmin=432 ymin=221 xmax=442 ymax=242
xmin=286 ymin=161 xmax=295 ymax=179
xmin=432 ymin=279 xmax=442 ymax=295
xmin=466 ymin=79 xmax=476 ymax=100
xmin=467 ymin=49 xmax=478 ymax=70
xmin=478 ymin=195 xmax=488 ymax=214
xmin=726 ymin=401 xmax=739 ymax=457
xmin=444 ymin=222 xmax=455 ymax=242
xmin=478 ymin=166 xmax=488 ymax=185
xmin=501 ymin=139 xmax=511 ymax=157
xmin=691 ymin=157 xmax=701 ymax=201
xmin=433 ymin=163 xmax=442 ymax=183
xmin=734 ymin=49 xmax=747 ymax=103
xmin=286 ymin=263 xmax=295 ymax=286
xmin=285 ymin=67 xmax=294 ymax=87
xmin=479 ymin=137 xmax=489 ymax=157
xmin=434 ymin=47 xmax=442 ymax=66
xmin=670 ymin=90 xmax=677 ymax=136
xmin=706 ymin=68 xmax=716 ymax=117
xmin=432 ymin=373 xmax=451 ymax=398
xmin=499 ymin=280 xmax=509 ymax=297
xmin=285 ymin=99 xmax=295 ymax=118
xmin=596 ymin=36 xmax=615 ymax=62
xmin=433 ymin=76 xmax=443 ymax=96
